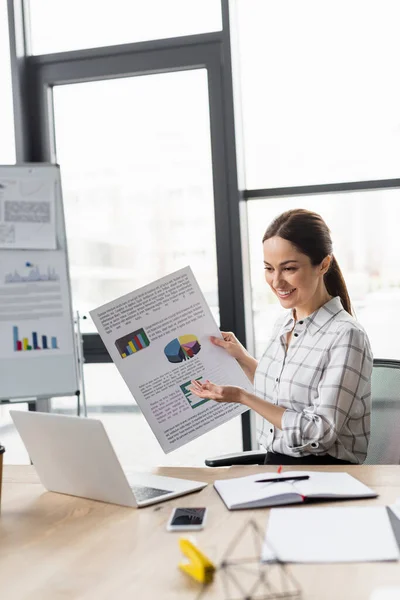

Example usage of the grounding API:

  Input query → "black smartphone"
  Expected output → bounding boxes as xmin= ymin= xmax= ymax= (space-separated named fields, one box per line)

xmin=166 ymin=507 xmax=207 ymax=531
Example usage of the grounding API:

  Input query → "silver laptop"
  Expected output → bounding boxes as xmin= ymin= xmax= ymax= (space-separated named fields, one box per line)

xmin=10 ymin=411 xmax=207 ymax=508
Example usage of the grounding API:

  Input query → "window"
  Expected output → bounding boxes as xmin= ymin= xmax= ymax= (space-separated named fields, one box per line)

xmin=28 ymin=0 xmax=222 ymax=55
xmin=53 ymin=70 xmax=219 ymax=333
xmin=237 ymin=0 xmax=400 ymax=188
xmin=0 ymin=1 xmax=16 ymax=163
xmin=247 ymin=189 xmax=400 ymax=359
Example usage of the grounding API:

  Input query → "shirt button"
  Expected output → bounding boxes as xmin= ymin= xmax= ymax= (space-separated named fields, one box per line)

xmin=270 ymin=428 xmax=273 ymax=433
xmin=299 ymin=321 xmax=304 ymax=325
xmin=311 ymin=442 xmax=319 ymax=448
xmin=294 ymin=333 xmax=299 ymax=337
xmin=275 ymin=377 xmax=279 ymax=382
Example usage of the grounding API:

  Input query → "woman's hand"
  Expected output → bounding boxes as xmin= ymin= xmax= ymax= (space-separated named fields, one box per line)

xmin=188 ymin=379 xmax=244 ymax=404
xmin=211 ymin=331 xmax=259 ymax=384
xmin=210 ymin=331 xmax=247 ymax=361
xmin=189 ymin=379 xmax=285 ymax=428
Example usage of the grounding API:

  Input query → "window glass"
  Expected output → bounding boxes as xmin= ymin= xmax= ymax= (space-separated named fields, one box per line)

xmin=237 ymin=0 xmax=400 ymax=188
xmin=247 ymin=190 xmax=400 ymax=359
xmin=0 ymin=1 xmax=16 ymax=163
xmin=53 ymin=70 xmax=219 ymax=332
xmin=29 ymin=0 xmax=222 ymax=55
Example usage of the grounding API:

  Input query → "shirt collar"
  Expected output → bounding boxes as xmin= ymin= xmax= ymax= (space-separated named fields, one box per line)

xmin=278 ymin=296 xmax=344 ymax=337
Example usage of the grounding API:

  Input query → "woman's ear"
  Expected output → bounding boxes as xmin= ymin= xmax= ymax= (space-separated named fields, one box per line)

xmin=320 ymin=255 xmax=332 ymax=276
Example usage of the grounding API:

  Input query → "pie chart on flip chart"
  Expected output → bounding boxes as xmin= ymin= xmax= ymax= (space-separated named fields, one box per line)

xmin=164 ymin=334 xmax=201 ymax=364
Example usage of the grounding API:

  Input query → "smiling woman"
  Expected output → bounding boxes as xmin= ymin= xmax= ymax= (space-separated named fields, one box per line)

xmin=190 ymin=209 xmax=373 ymax=466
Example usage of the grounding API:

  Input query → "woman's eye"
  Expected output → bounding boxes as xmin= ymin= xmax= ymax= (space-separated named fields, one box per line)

xmin=284 ymin=267 xmax=295 ymax=272
xmin=264 ymin=266 xmax=273 ymax=272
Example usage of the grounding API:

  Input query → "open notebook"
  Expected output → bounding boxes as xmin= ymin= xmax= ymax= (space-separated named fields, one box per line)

xmin=214 ymin=471 xmax=377 ymax=510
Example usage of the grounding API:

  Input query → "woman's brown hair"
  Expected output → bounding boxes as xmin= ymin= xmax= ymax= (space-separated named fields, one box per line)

xmin=262 ymin=208 xmax=352 ymax=315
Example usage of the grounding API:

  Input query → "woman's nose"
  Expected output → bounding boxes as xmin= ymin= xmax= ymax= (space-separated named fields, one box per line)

xmin=273 ymin=272 xmax=286 ymax=289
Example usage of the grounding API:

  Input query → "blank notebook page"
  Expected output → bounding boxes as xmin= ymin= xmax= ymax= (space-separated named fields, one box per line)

xmin=292 ymin=471 xmax=376 ymax=497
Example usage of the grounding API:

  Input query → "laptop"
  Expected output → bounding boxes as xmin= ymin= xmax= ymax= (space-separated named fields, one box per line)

xmin=10 ymin=411 xmax=207 ymax=508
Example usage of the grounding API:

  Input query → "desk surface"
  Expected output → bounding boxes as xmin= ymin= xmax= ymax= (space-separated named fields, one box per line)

xmin=1 ymin=464 xmax=400 ymax=599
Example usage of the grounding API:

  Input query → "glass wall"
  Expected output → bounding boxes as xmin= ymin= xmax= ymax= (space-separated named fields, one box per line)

xmin=237 ymin=0 xmax=400 ymax=188
xmin=53 ymin=70 xmax=219 ymax=333
xmin=29 ymin=0 xmax=222 ymax=54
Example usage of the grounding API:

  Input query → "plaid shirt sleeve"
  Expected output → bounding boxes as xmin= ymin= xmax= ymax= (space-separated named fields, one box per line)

xmin=281 ymin=326 xmax=373 ymax=454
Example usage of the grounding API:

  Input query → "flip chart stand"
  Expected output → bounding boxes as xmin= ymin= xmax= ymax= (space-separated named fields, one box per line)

xmin=35 ymin=397 xmax=51 ymax=412
xmin=198 ymin=520 xmax=302 ymax=600
xmin=74 ymin=311 xmax=87 ymax=417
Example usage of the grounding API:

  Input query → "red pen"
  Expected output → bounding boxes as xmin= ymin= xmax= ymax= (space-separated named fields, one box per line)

xmin=277 ymin=465 xmax=283 ymax=474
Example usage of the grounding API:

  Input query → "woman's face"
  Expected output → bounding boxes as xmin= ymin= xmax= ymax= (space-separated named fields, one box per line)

xmin=263 ymin=236 xmax=330 ymax=312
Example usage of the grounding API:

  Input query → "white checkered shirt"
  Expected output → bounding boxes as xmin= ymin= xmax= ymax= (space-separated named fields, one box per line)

xmin=255 ymin=297 xmax=373 ymax=464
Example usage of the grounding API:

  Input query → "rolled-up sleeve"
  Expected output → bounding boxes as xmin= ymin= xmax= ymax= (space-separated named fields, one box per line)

xmin=281 ymin=327 xmax=373 ymax=453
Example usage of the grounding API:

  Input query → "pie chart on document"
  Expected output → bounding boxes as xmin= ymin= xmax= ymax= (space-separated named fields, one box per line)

xmin=164 ymin=334 xmax=201 ymax=363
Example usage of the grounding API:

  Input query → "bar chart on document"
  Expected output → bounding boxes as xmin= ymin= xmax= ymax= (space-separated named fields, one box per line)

xmin=115 ymin=328 xmax=151 ymax=358
xmin=0 ymin=250 xmax=73 ymax=361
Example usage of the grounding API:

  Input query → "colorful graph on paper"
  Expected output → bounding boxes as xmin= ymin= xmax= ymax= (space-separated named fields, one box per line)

xmin=115 ymin=328 xmax=150 ymax=358
xmin=13 ymin=325 xmax=58 ymax=351
xmin=164 ymin=334 xmax=201 ymax=364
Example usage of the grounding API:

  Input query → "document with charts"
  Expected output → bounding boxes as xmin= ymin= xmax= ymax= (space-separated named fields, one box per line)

xmin=90 ymin=266 xmax=251 ymax=453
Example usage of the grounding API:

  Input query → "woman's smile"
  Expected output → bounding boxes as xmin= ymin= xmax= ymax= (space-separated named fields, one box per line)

xmin=275 ymin=288 xmax=296 ymax=299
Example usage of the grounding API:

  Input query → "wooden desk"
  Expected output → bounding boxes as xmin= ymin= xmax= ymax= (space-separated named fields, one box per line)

xmin=1 ymin=465 xmax=400 ymax=599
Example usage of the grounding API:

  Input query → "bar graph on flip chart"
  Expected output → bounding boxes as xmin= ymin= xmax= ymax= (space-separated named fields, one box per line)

xmin=13 ymin=326 xmax=58 ymax=351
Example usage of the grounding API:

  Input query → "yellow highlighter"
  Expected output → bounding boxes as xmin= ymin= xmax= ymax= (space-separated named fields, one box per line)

xmin=178 ymin=537 xmax=216 ymax=584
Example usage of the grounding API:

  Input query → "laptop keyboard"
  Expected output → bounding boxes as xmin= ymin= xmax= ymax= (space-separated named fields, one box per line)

xmin=130 ymin=484 xmax=173 ymax=503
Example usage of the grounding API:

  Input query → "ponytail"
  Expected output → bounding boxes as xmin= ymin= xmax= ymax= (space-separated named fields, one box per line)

xmin=324 ymin=255 xmax=352 ymax=315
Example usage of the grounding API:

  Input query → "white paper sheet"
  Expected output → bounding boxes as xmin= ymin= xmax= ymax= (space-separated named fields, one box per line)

xmin=0 ymin=178 xmax=56 ymax=249
xmin=263 ymin=506 xmax=399 ymax=563
xmin=388 ymin=505 xmax=400 ymax=520
xmin=90 ymin=266 xmax=251 ymax=453
xmin=370 ymin=588 xmax=400 ymax=600
xmin=0 ymin=250 xmax=74 ymax=358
